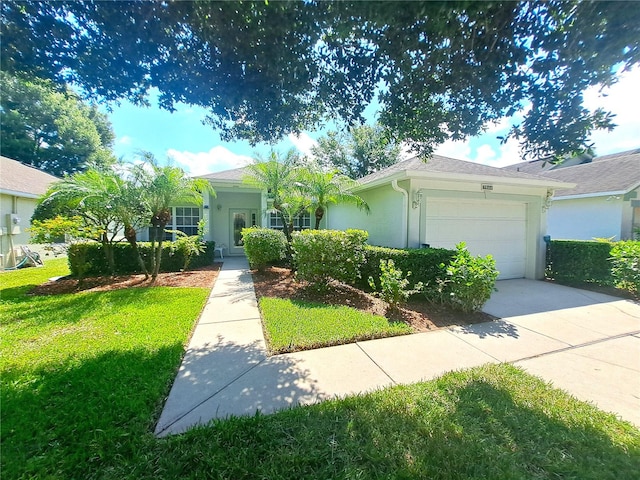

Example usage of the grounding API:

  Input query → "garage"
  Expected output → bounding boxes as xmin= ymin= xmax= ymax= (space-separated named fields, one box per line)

xmin=425 ymin=199 xmax=527 ymax=279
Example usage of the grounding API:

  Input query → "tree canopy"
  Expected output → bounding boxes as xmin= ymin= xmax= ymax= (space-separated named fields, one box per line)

xmin=0 ymin=72 xmax=115 ymax=176
xmin=312 ymin=124 xmax=402 ymax=179
xmin=3 ymin=1 xmax=639 ymax=158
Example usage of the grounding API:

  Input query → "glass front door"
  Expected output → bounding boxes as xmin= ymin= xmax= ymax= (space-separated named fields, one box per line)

xmin=230 ymin=209 xmax=249 ymax=255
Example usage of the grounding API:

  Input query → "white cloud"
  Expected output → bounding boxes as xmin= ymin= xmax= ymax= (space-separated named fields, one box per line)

xmin=481 ymin=137 xmax=522 ymax=167
xmin=287 ymin=132 xmax=318 ymax=158
xmin=474 ymin=144 xmax=497 ymax=164
xmin=434 ymin=139 xmax=472 ymax=160
xmin=435 ymin=133 xmax=522 ymax=167
xmin=583 ymin=65 xmax=640 ymax=155
xmin=117 ymin=135 xmax=133 ymax=145
xmin=167 ymin=146 xmax=253 ymax=176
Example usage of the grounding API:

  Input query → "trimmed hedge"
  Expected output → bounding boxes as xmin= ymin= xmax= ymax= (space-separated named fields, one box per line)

xmin=361 ymin=246 xmax=455 ymax=291
xmin=546 ymin=240 xmax=613 ymax=285
xmin=242 ymin=227 xmax=287 ymax=271
xmin=67 ymin=241 xmax=215 ymax=276
xmin=292 ymin=229 xmax=368 ymax=286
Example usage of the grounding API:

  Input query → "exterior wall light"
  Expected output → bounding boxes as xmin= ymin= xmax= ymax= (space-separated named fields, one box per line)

xmin=412 ymin=190 xmax=423 ymax=209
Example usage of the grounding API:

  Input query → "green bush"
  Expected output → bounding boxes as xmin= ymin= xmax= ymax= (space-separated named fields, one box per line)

xmin=241 ymin=227 xmax=287 ymax=271
xmin=292 ymin=229 xmax=368 ymax=287
xmin=361 ymin=246 xmax=455 ymax=292
xmin=368 ymin=259 xmax=423 ymax=309
xmin=610 ymin=240 xmax=640 ymax=295
xmin=67 ymin=241 xmax=215 ymax=276
xmin=441 ymin=242 xmax=499 ymax=313
xmin=546 ymin=240 xmax=613 ymax=285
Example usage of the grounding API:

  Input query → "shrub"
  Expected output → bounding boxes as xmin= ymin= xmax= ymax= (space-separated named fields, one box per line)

xmin=441 ymin=242 xmax=499 ymax=313
xmin=242 ymin=227 xmax=287 ymax=271
xmin=368 ymin=259 xmax=423 ymax=309
xmin=610 ymin=240 xmax=640 ymax=295
xmin=168 ymin=219 xmax=207 ymax=271
xmin=546 ymin=240 xmax=613 ymax=285
xmin=292 ymin=229 xmax=368 ymax=287
xmin=67 ymin=241 xmax=215 ymax=276
xmin=361 ymin=246 xmax=455 ymax=293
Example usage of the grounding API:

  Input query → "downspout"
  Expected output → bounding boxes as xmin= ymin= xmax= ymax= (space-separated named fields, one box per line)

xmin=391 ymin=179 xmax=409 ymax=248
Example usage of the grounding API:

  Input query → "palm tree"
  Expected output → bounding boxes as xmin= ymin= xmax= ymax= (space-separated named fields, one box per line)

xmin=115 ymin=163 xmax=152 ymax=278
xmin=136 ymin=155 xmax=215 ymax=280
xmin=243 ymin=150 xmax=307 ymax=244
xmin=299 ymin=169 xmax=370 ymax=229
xmin=39 ymin=166 xmax=126 ymax=274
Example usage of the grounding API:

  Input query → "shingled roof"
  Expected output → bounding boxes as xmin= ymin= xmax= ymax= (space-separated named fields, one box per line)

xmin=196 ymin=166 xmax=250 ymax=182
xmin=358 ymin=154 xmax=564 ymax=187
xmin=534 ymin=149 xmax=640 ymax=198
xmin=0 ymin=156 xmax=59 ymax=198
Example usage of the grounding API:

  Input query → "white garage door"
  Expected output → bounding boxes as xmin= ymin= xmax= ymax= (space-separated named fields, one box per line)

xmin=425 ymin=199 xmax=527 ymax=279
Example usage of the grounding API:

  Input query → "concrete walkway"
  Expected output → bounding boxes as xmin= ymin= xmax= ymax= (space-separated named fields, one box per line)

xmin=155 ymin=258 xmax=640 ymax=436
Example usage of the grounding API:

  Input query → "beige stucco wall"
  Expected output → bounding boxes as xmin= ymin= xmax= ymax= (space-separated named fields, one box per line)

xmin=328 ymin=184 xmax=405 ymax=248
xmin=329 ymin=177 xmax=550 ymax=279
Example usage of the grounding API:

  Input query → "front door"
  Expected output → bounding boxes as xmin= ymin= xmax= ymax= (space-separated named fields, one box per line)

xmin=230 ymin=209 xmax=250 ymax=255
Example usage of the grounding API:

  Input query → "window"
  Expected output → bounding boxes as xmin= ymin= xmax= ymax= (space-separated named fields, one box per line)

xmin=269 ymin=212 xmax=311 ymax=231
xmin=175 ymin=207 xmax=200 ymax=236
xmin=148 ymin=206 xmax=201 ymax=241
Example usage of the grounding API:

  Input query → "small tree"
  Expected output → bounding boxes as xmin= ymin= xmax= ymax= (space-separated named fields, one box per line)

xmin=135 ymin=154 xmax=215 ymax=280
xmin=243 ymin=150 xmax=308 ymax=260
xmin=35 ymin=166 xmax=126 ymax=275
xmin=441 ymin=243 xmax=499 ymax=313
xmin=168 ymin=220 xmax=207 ymax=271
xmin=298 ymin=169 xmax=370 ymax=229
xmin=368 ymin=259 xmax=423 ymax=310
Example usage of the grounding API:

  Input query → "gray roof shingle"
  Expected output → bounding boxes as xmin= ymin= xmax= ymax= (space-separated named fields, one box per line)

xmin=196 ymin=166 xmax=250 ymax=182
xmin=358 ymin=154 xmax=557 ymax=185
xmin=505 ymin=149 xmax=640 ymax=197
xmin=0 ymin=156 xmax=59 ymax=197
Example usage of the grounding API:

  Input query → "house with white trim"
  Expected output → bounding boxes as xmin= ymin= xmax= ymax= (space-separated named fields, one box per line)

xmin=197 ymin=155 xmax=572 ymax=280
xmin=0 ymin=156 xmax=58 ymax=267
xmin=505 ymin=149 xmax=640 ymax=241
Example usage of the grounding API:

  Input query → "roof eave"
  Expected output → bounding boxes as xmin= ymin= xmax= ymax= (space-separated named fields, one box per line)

xmin=553 ymin=179 xmax=640 ymax=200
xmin=359 ymin=169 xmax=574 ymax=190
xmin=0 ymin=188 xmax=41 ymax=199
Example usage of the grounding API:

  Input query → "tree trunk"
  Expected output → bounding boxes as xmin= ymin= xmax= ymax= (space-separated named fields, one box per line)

xmin=152 ymin=222 xmax=167 ymax=281
xmin=279 ymin=212 xmax=295 ymax=266
xmin=102 ymin=233 xmax=115 ymax=275
xmin=314 ymin=206 xmax=324 ymax=230
xmin=125 ymin=225 xmax=148 ymax=279
xmin=151 ymin=208 xmax=172 ymax=281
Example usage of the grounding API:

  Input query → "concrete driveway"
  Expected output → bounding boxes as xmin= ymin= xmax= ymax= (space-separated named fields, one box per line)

xmin=477 ymin=279 xmax=640 ymax=427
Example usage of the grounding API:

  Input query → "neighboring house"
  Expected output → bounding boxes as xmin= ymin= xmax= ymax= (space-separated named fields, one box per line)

xmin=0 ymin=156 xmax=59 ymax=267
xmin=197 ymin=155 xmax=571 ymax=280
xmin=505 ymin=149 xmax=640 ymax=241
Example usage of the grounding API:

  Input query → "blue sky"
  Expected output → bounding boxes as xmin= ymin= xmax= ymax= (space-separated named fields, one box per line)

xmin=108 ymin=65 xmax=640 ymax=176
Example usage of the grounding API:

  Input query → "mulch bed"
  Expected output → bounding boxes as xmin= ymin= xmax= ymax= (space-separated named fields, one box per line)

xmin=30 ymin=264 xmax=222 ymax=296
xmin=251 ymin=266 xmax=495 ymax=332
xmin=30 ymin=263 xmax=496 ymax=333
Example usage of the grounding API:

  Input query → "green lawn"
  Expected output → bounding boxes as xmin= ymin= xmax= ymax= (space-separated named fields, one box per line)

xmin=2 ymin=261 xmax=639 ymax=479
xmin=259 ymin=296 xmax=412 ymax=354
xmin=1 ymin=259 xmax=210 ymax=479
